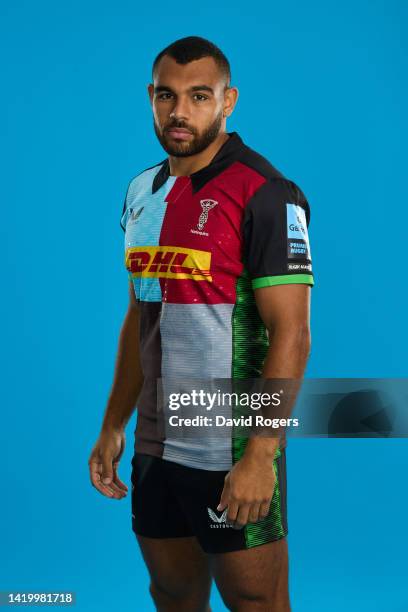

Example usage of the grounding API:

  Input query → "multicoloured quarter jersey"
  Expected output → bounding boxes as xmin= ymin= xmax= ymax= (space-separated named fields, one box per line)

xmin=120 ymin=132 xmax=314 ymax=470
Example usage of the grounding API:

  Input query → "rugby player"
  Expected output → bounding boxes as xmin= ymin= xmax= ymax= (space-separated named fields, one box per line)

xmin=89 ymin=36 xmax=313 ymax=611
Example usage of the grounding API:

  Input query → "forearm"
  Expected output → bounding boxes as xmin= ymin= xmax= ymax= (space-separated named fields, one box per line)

xmin=101 ymin=306 xmax=144 ymax=432
xmin=262 ymin=323 xmax=310 ymax=376
xmin=244 ymin=325 xmax=311 ymax=459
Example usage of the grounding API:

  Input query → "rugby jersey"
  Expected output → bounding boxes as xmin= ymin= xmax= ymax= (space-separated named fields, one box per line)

xmin=120 ymin=132 xmax=314 ymax=470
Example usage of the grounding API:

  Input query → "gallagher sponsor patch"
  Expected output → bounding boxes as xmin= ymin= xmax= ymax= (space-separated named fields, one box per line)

xmin=286 ymin=204 xmax=311 ymax=260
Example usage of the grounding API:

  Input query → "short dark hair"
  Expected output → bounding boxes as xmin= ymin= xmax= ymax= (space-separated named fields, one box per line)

xmin=152 ymin=36 xmax=231 ymax=87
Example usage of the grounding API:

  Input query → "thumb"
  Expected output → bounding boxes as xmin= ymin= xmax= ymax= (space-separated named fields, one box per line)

xmin=101 ymin=454 xmax=114 ymax=484
xmin=217 ymin=480 xmax=230 ymax=511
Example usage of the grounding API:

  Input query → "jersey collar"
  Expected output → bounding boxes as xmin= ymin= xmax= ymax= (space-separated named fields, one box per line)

xmin=152 ymin=131 xmax=245 ymax=194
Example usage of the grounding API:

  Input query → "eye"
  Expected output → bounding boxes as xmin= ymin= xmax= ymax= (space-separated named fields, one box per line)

xmin=157 ymin=92 xmax=173 ymax=100
xmin=193 ymin=93 xmax=208 ymax=101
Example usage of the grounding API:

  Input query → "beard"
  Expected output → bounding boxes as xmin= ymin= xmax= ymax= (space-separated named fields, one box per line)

xmin=153 ymin=110 xmax=224 ymax=157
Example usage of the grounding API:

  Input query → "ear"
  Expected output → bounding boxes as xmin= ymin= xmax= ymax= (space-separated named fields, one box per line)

xmin=223 ymin=86 xmax=239 ymax=118
xmin=147 ymin=83 xmax=154 ymax=106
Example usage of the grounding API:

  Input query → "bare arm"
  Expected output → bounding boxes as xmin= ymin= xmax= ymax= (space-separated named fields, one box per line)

xmin=88 ymin=280 xmax=144 ymax=499
xmin=101 ymin=279 xmax=144 ymax=431
xmin=244 ymin=283 xmax=311 ymax=460
xmin=218 ymin=283 xmax=311 ymax=526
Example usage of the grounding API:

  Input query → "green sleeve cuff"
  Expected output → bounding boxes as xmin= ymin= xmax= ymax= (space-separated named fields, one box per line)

xmin=252 ymin=274 xmax=314 ymax=289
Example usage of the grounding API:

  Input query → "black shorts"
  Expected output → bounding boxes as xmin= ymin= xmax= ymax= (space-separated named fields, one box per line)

xmin=130 ymin=449 xmax=288 ymax=554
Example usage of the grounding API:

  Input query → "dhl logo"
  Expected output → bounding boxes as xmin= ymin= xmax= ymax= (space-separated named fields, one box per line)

xmin=125 ymin=246 xmax=212 ymax=281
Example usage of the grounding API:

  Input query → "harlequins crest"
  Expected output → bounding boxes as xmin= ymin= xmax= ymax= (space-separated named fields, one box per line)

xmin=197 ymin=199 xmax=218 ymax=230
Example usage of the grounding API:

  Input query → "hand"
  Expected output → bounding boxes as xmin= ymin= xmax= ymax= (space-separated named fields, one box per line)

xmin=88 ymin=427 xmax=128 ymax=499
xmin=217 ymin=454 xmax=276 ymax=528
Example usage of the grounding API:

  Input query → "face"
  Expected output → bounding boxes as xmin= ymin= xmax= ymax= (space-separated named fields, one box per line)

xmin=148 ymin=55 xmax=238 ymax=157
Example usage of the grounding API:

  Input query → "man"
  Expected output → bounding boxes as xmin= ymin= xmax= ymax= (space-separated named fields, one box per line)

xmin=89 ymin=36 xmax=313 ymax=611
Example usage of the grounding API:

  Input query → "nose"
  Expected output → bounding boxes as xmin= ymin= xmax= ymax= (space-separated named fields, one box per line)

xmin=169 ymin=95 xmax=190 ymax=121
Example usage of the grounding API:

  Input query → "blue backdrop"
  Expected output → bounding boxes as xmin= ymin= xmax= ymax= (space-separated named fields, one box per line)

xmin=1 ymin=1 xmax=407 ymax=610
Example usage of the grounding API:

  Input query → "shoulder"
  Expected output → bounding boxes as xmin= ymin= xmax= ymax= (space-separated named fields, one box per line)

xmin=238 ymin=142 xmax=286 ymax=182
xmin=238 ymin=152 xmax=310 ymax=226
xmin=243 ymin=178 xmax=311 ymax=228
xmin=125 ymin=160 xmax=166 ymax=202
xmin=237 ymin=143 xmax=309 ymax=209
xmin=120 ymin=160 xmax=165 ymax=230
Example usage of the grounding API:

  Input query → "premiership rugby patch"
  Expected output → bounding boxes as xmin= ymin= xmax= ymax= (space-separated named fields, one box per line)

xmin=286 ymin=203 xmax=311 ymax=260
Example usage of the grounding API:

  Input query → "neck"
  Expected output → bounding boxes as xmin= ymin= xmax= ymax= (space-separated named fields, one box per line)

xmin=168 ymin=131 xmax=230 ymax=177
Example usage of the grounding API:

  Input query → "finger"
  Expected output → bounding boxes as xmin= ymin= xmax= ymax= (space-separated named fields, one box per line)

xmin=89 ymin=456 xmax=123 ymax=499
xmin=101 ymin=454 xmax=114 ymax=485
xmin=226 ymin=500 xmax=239 ymax=525
xmin=89 ymin=460 xmax=104 ymax=489
xmin=234 ymin=504 xmax=250 ymax=529
xmin=97 ymin=474 xmax=124 ymax=499
xmin=91 ymin=459 xmax=124 ymax=498
xmin=112 ymin=477 xmax=127 ymax=496
xmin=98 ymin=464 xmax=125 ymax=499
xmin=113 ymin=463 xmax=128 ymax=492
xmin=248 ymin=503 xmax=261 ymax=524
xmin=109 ymin=475 xmax=128 ymax=498
xmin=217 ymin=478 xmax=230 ymax=512
xmin=89 ymin=463 xmax=115 ymax=498
xmin=105 ymin=478 xmax=126 ymax=498
xmin=259 ymin=501 xmax=271 ymax=519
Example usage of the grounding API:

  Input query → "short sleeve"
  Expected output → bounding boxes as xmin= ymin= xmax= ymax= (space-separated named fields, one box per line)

xmin=242 ymin=178 xmax=314 ymax=289
xmin=120 ymin=182 xmax=131 ymax=232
